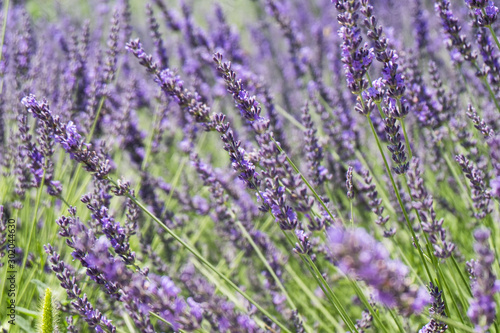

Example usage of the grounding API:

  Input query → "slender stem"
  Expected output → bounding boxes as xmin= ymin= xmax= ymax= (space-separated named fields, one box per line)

xmin=399 ymin=115 xmax=412 ymax=161
xmin=18 ymin=171 xmax=46 ymax=294
xmin=450 ymin=256 xmax=472 ymax=298
xmin=387 ymin=308 xmax=405 ymax=333
xmin=349 ymin=200 xmax=353 ymax=226
xmin=140 ymin=104 xmax=160 ymax=172
xmin=435 ymin=315 xmax=476 ymax=332
xmin=108 ymin=178 xmax=291 ymax=333
xmin=366 ymin=115 xmax=433 ymax=281
xmin=436 ymin=267 xmax=464 ymax=330
xmin=86 ymin=93 xmax=106 ymax=143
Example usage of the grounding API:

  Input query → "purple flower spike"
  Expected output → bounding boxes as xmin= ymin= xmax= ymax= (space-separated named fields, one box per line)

xmin=467 ymin=228 xmax=500 ymax=332
xmin=21 ymin=95 xmax=110 ymax=179
xmin=466 ymin=0 xmax=499 ymax=27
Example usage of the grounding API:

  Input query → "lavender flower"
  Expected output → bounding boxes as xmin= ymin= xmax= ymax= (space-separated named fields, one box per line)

xmin=336 ymin=0 xmax=375 ymax=96
xmin=360 ymin=0 xmax=407 ymax=103
xmin=419 ymin=282 xmax=448 ymax=333
xmin=429 ymin=61 xmax=455 ymax=126
xmin=213 ymin=53 xmax=263 ymax=123
xmin=354 ymin=308 xmax=373 ymax=333
xmin=21 ymin=95 xmax=110 ymax=179
xmin=412 ymin=0 xmax=430 ymax=53
xmin=327 ymin=227 xmax=429 ymax=315
xmin=302 ymin=101 xmax=329 ymax=187
xmin=102 ymin=9 xmax=120 ymax=85
xmin=146 ymin=4 xmax=169 ymax=69
xmin=466 ymin=0 xmax=499 ymax=27
xmin=265 ymin=0 xmax=308 ymax=83
xmin=213 ymin=52 xmax=318 ymax=229
xmin=407 ymin=158 xmax=455 ymax=259
xmin=476 ymin=29 xmax=500 ymax=90
xmin=383 ymin=114 xmax=409 ymax=175
xmin=467 ymin=104 xmax=494 ymax=138
xmin=44 ymin=244 xmax=117 ymax=333
xmin=455 ymin=154 xmax=491 ymax=219
xmin=346 ymin=166 xmax=354 ymax=199
xmin=127 ymin=41 xmax=260 ymax=190
xmin=435 ymin=0 xmax=478 ymax=65
xmin=359 ymin=169 xmax=394 ymax=237
xmin=260 ymin=179 xmax=299 ymax=230
xmin=467 ymin=228 xmax=499 ymax=332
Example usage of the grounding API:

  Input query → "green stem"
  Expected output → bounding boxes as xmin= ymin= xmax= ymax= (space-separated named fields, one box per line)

xmin=366 ymin=115 xmax=433 ymax=281
xmin=86 ymin=94 xmax=106 ymax=142
xmin=387 ymin=308 xmax=405 ymax=333
xmin=149 ymin=311 xmax=190 ymax=333
xmin=437 ymin=268 xmax=465 ymax=330
xmin=140 ymin=104 xmax=160 ymax=172
xmin=349 ymin=199 xmax=353 ymax=226
xmin=450 ymin=256 xmax=472 ymax=297
xmin=18 ymin=171 xmax=46 ymax=298
xmin=399 ymin=115 xmax=412 ymax=161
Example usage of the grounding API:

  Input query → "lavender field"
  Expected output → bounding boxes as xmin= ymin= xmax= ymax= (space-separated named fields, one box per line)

xmin=1 ymin=0 xmax=500 ymax=332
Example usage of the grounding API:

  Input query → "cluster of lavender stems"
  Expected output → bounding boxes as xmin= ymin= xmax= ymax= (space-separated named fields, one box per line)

xmin=3 ymin=0 xmax=500 ymax=332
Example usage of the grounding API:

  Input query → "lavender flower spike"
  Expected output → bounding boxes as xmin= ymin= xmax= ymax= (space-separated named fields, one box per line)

xmin=45 ymin=244 xmax=116 ymax=332
xmin=327 ymin=227 xmax=429 ymax=315
xmin=467 ymin=228 xmax=500 ymax=332
xmin=21 ymin=95 xmax=110 ymax=179
xmin=419 ymin=282 xmax=448 ymax=333
xmin=346 ymin=166 xmax=354 ymax=199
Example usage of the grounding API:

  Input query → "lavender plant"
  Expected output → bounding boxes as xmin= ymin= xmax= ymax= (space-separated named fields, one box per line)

xmin=2 ymin=0 xmax=500 ymax=332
